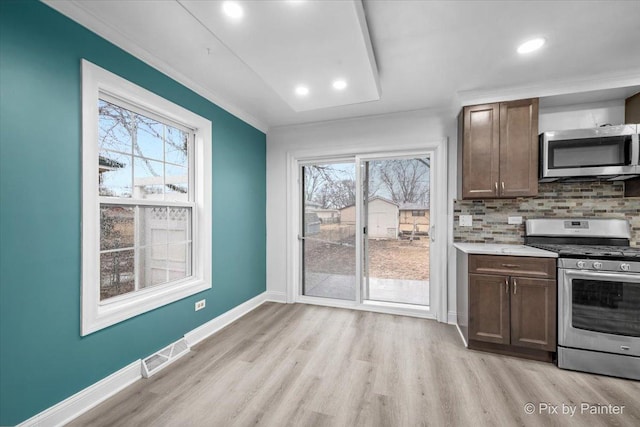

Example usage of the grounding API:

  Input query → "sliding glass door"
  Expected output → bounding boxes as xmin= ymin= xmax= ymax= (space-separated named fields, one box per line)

xmin=362 ymin=156 xmax=431 ymax=306
xmin=299 ymin=152 xmax=435 ymax=312
xmin=301 ymin=162 xmax=357 ymax=300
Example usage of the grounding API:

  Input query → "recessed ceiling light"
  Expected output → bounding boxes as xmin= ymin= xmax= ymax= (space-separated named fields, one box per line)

xmin=222 ymin=1 xmax=243 ymax=20
xmin=332 ymin=80 xmax=347 ymax=90
xmin=517 ymin=38 xmax=545 ymax=54
xmin=295 ymin=86 xmax=309 ymax=96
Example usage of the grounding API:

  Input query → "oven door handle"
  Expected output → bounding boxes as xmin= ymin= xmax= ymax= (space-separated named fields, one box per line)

xmin=563 ymin=269 xmax=640 ymax=283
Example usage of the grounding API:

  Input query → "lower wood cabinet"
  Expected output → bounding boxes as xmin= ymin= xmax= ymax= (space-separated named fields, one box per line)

xmin=469 ymin=273 xmax=510 ymax=345
xmin=465 ymin=255 xmax=557 ymax=360
xmin=510 ymin=277 xmax=556 ymax=351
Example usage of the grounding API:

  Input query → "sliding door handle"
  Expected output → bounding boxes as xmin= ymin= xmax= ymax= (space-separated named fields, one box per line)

xmin=430 ymin=225 xmax=435 ymax=242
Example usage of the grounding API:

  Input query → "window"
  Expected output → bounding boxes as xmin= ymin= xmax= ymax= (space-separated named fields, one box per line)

xmin=411 ymin=210 xmax=426 ymax=216
xmin=82 ymin=60 xmax=211 ymax=335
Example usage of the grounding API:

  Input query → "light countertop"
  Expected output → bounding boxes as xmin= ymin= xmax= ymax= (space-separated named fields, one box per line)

xmin=453 ymin=243 xmax=558 ymax=258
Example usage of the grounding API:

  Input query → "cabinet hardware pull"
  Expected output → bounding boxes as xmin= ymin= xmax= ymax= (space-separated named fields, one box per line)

xmin=513 ymin=279 xmax=517 ymax=294
xmin=495 ymin=182 xmax=498 ymax=193
xmin=501 ymin=182 xmax=505 ymax=192
xmin=505 ymin=277 xmax=509 ymax=294
xmin=501 ymin=264 xmax=520 ymax=268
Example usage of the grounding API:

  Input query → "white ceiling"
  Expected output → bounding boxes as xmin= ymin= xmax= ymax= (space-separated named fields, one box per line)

xmin=45 ymin=0 xmax=640 ymax=132
xmin=179 ymin=0 xmax=380 ymax=112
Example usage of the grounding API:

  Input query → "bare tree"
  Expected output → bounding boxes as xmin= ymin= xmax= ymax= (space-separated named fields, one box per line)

xmin=98 ymin=100 xmax=188 ymax=194
xmin=303 ymin=165 xmax=333 ymax=203
xmin=323 ymin=179 xmax=356 ymax=209
xmin=373 ymin=159 xmax=430 ymax=205
xmin=303 ymin=165 xmax=356 ymax=209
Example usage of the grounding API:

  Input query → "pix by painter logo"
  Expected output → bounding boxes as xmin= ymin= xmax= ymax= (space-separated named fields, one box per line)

xmin=524 ymin=402 xmax=626 ymax=416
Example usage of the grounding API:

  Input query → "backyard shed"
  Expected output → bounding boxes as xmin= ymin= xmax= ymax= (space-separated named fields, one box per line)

xmin=340 ymin=197 xmax=399 ymax=239
xmin=399 ymin=203 xmax=430 ymax=235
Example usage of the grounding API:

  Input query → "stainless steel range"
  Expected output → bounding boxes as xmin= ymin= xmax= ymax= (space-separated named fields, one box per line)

xmin=525 ymin=218 xmax=640 ymax=380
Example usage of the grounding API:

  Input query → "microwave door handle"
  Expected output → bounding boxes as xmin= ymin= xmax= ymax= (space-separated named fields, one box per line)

xmin=632 ymin=133 xmax=639 ymax=166
xmin=543 ymin=135 xmax=550 ymax=177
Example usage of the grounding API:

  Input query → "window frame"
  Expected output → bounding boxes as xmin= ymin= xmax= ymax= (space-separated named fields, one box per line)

xmin=81 ymin=60 xmax=212 ymax=336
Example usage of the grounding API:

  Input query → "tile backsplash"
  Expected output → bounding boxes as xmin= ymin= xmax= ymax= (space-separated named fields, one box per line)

xmin=454 ymin=181 xmax=640 ymax=247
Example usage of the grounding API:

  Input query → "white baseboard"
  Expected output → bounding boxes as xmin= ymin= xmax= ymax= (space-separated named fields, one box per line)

xmin=264 ymin=290 xmax=287 ymax=303
xmin=17 ymin=360 xmax=141 ymax=427
xmin=17 ymin=291 xmax=284 ymax=426
xmin=184 ymin=291 xmax=281 ymax=347
xmin=447 ymin=310 xmax=457 ymax=325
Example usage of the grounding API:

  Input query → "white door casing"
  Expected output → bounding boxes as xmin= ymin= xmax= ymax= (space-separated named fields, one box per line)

xmin=285 ymin=140 xmax=448 ymax=322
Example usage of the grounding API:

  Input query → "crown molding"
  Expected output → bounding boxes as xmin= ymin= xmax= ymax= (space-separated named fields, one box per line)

xmin=456 ymin=69 xmax=640 ymax=108
xmin=42 ymin=0 xmax=269 ymax=133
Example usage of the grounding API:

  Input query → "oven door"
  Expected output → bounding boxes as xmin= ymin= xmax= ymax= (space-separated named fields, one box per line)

xmin=558 ymin=269 xmax=640 ymax=357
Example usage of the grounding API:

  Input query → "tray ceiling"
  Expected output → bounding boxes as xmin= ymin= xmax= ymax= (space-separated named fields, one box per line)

xmin=43 ymin=1 xmax=640 ymax=131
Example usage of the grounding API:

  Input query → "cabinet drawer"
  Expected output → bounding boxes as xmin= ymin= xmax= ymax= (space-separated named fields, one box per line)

xmin=469 ymin=255 xmax=556 ymax=279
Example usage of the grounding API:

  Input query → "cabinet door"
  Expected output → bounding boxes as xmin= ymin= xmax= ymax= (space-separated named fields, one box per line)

xmin=462 ymin=104 xmax=500 ymax=199
xmin=510 ymin=277 xmax=556 ymax=351
xmin=499 ymin=98 xmax=539 ymax=197
xmin=469 ymin=273 xmax=510 ymax=344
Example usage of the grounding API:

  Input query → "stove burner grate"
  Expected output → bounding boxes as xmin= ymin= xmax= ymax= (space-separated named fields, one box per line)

xmin=527 ymin=244 xmax=640 ymax=260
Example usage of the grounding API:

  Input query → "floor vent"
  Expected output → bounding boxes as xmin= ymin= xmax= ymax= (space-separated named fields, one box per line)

xmin=142 ymin=338 xmax=190 ymax=378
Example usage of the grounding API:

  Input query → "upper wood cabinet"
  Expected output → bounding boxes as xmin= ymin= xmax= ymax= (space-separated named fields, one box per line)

xmin=624 ymin=91 xmax=640 ymax=123
xmin=624 ymin=92 xmax=640 ymax=197
xmin=459 ymin=98 xmax=539 ymax=199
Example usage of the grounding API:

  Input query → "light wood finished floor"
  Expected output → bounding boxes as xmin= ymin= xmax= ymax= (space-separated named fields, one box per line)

xmin=69 ymin=303 xmax=640 ymax=427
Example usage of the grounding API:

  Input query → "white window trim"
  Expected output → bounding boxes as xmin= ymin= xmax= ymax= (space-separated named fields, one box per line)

xmin=81 ymin=59 xmax=212 ymax=336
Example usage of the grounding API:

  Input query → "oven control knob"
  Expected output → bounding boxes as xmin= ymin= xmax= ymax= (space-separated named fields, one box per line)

xmin=593 ymin=262 xmax=603 ymax=270
xmin=577 ymin=261 xmax=587 ymax=269
xmin=620 ymin=263 xmax=631 ymax=271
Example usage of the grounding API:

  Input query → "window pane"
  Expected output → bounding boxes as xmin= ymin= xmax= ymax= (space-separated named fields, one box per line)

xmin=165 ymin=164 xmax=188 ymax=201
xmin=302 ymin=162 xmax=357 ymax=301
xmin=100 ymin=205 xmax=134 ymax=250
xmin=139 ymin=245 xmax=168 ymax=289
xmin=168 ymin=243 xmax=191 ymax=281
xmin=100 ymin=250 xmax=135 ymax=300
xmin=165 ymin=126 xmax=188 ymax=167
xmin=99 ymin=151 xmax=132 ymax=197
xmin=137 ymin=243 xmax=191 ymax=289
xmin=98 ymin=99 xmax=132 ymax=154
xmin=136 ymin=121 xmax=164 ymax=161
xmin=134 ymin=157 xmax=164 ymax=199
xmin=168 ymin=207 xmax=190 ymax=244
xmin=95 ymin=97 xmax=195 ymax=303
xmin=138 ymin=207 xmax=168 ymax=247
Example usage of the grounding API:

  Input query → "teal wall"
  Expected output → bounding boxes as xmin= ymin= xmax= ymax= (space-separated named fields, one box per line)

xmin=0 ymin=1 xmax=266 ymax=424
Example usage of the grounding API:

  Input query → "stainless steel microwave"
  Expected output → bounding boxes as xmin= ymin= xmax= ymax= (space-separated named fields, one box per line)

xmin=539 ymin=124 xmax=639 ymax=181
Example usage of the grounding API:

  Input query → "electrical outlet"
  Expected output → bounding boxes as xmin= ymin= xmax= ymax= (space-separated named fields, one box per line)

xmin=508 ymin=216 xmax=523 ymax=225
xmin=459 ymin=215 xmax=472 ymax=227
xmin=195 ymin=299 xmax=206 ymax=311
